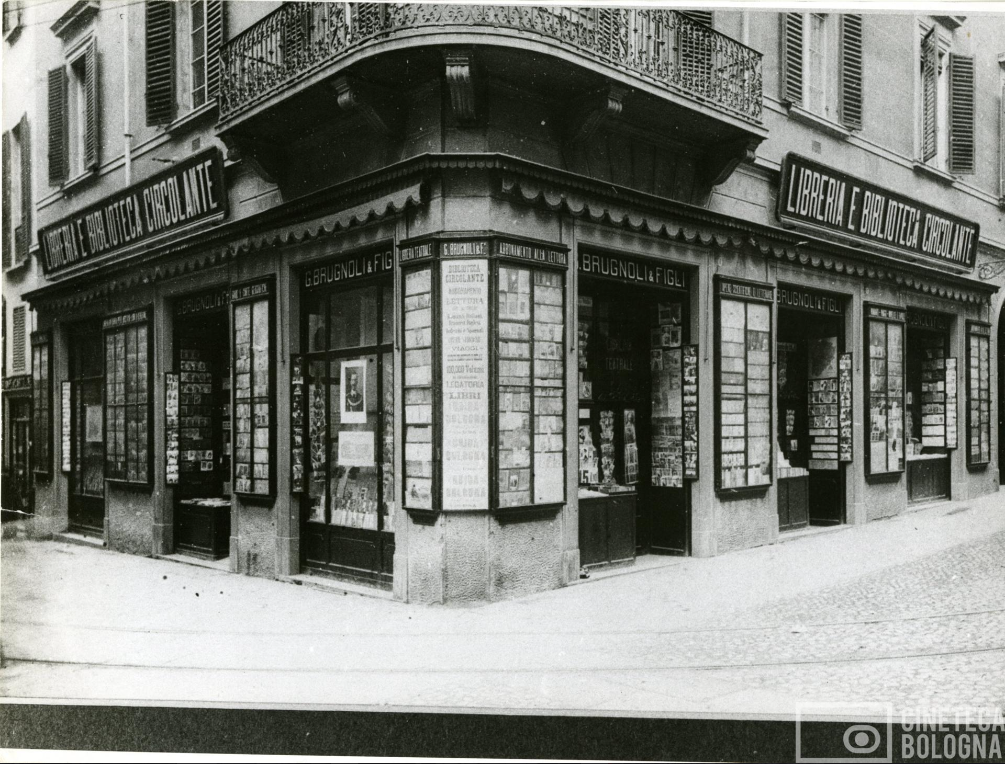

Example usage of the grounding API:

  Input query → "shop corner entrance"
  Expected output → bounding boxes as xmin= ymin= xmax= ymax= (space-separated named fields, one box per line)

xmin=776 ymin=289 xmax=848 ymax=530
xmin=577 ymin=265 xmax=693 ymax=562
xmin=172 ymin=291 xmax=232 ymax=559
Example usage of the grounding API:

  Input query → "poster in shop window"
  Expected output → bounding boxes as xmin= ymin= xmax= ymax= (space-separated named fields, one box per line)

xmin=441 ymin=259 xmax=489 ymax=510
xmin=340 ymin=359 xmax=367 ymax=424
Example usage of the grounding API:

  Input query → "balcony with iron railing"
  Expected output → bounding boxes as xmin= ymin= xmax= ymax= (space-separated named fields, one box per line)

xmin=218 ymin=4 xmax=763 ymax=128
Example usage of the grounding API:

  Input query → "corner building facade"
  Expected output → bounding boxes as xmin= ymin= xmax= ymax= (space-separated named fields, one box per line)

xmin=17 ymin=4 xmax=1005 ymax=603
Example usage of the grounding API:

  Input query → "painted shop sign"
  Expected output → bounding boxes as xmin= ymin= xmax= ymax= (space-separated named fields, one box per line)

xmin=497 ymin=240 xmax=568 ymax=267
xmin=1 ymin=374 xmax=31 ymax=392
xmin=718 ymin=278 xmax=774 ymax=302
xmin=777 ymin=285 xmax=844 ymax=315
xmin=579 ymin=252 xmax=688 ymax=289
xmin=175 ymin=287 xmax=230 ymax=317
xmin=778 ymin=153 xmax=979 ymax=270
xmin=38 ymin=148 xmax=226 ymax=275
xmin=906 ymin=309 xmax=951 ymax=332
xmin=399 ymin=242 xmax=434 ymax=263
xmin=303 ymin=249 xmax=394 ymax=289
xmin=866 ymin=303 xmax=906 ymax=323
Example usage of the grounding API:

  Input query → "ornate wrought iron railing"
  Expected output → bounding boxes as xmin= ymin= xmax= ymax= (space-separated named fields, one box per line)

xmin=219 ymin=4 xmax=763 ymax=124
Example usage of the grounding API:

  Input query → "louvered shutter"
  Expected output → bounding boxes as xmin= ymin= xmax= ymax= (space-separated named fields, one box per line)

xmin=921 ymin=28 xmax=938 ymax=162
xmin=948 ymin=53 xmax=975 ymax=174
xmin=145 ymin=0 xmax=175 ymax=125
xmin=839 ymin=14 xmax=863 ymax=129
xmin=780 ymin=12 xmax=803 ymax=106
xmin=205 ymin=0 xmax=224 ymax=102
xmin=2 ymin=131 xmax=11 ymax=269
xmin=47 ymin=67 xmax=68 ymax=184
xmin=999 ymin=81 xmax=1005 ymax=199
xmin=682 ymin=10 xmax=713 ymax=27
xmin=83 ymin=38 xmax=99 ymax=170
xmin=17 ymin=114 xmax=30 ymax=264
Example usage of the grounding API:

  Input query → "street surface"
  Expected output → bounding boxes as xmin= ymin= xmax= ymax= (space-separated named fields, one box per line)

xmin=2 ymin=490 xmax=1004 ymax=717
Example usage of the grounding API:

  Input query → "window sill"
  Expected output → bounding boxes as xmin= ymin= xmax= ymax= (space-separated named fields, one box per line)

xmin=786 ymin=105 xmax=852 ymax=140
xmin=166 ymin=102 xmax=218 ymax=136
xmin=404 ymin=507 xmax=441 ymax=525
xmin=3 ymin=23 xmax=23 ymax=44
xmin=3 ymin=255 xmax=30 ymax=274
xmin=912 ymin=161 xmax=956 ymax=186
xmin=967 ymin=461 xmax=990 ymax=472
xmin=493 ymin=502 xmax=563 ymax=523
xmin=61 ymin=168 xmax=98 ymax=196
xmin=865 ymin=470 xmax=903 ymax=484
xmin=716 ymin=484 xmax=771 ymax=500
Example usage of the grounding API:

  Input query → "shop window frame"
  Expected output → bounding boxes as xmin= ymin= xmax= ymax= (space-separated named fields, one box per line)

xmin=102 ymin=307 xmax=154 ymax=487
xmin=230 ymin=277 xmax=276 ymax=502
xmin=398 ymin=235 xmax=570 ymax=521
xmin=714 ymin=276 xmax=775 ymax=496
xmin=965 ymin=320 xmax=992 ymax=469
xmin=863 ymin=302 xmax=907 ymax=480
xmin=31 ymin=331 xmax=52 ymax=479
xmin=298 ymin=255 xmax=396 ymax=534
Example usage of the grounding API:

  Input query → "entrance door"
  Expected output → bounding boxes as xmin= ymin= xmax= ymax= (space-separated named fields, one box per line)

xmin=173 ymin=306 xmax=232 ymax=558
xmin=4 ymin=396 xmax=33 ymax=517
xmin=905 ymin=322 xmax=951 ymax=503
xmin=300 ymin=276 xmax=396 ymax=584
xmin=69 ymin=322 xmax=105 ymax=534
xmin=777 ymin=308 xmax=845 ymax=528
xmin=578 ymin=279 xmax=691 ymax=556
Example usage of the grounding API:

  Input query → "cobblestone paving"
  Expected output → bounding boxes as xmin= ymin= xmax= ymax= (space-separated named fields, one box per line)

xmin=688 ymin=530 xmax=1005 ymax=712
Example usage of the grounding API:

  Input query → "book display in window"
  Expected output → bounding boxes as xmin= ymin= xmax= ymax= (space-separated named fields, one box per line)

xmin=165 ymin=372 xmax=180 ymax=485
xmin=403 ymin=266 xmax=434 ymax=510
xmin=838 ymin=352 xmax=853 ymax=462
xmin=967 ymin=322 xmax=991 ymax=466
xmin=865 ymin=306 xmax=905 ymax=475
xmin=177 ymin=344 xmax=215 ymax=482
xmin=681 ymin=344 xmax=699 ymax=480
xmin=651 ymin=303 xmax=684 ymax=488
xmin=231 ymin=282 xmax=273 ymax=497
xmin=290 ymin=356 xmax=306 ymax=493
xmin=945 ymin=357 xmax=957 ymax=450
xmin=497 ymin=265 xmax=533 ymax=507
xmin=716 ymin=281 xmax=773 ymax=490
xmin=103 ymin=310 xmax=151 ymax=484
xmin=531 ymin=270 xmax=564 ymax=504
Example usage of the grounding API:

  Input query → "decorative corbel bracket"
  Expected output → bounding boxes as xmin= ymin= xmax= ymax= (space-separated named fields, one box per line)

xmin=565 ymin=85 xmax=627 ymax=146
xmin=333 ymin=75 xmax=400 ymax=137
xmin=443 ymin=49 xmax=480 ymax=125
xmin=691 ymin=137 xmax=762 ymax=204
xmin=220 ymin=133 xmax=283 ymax=186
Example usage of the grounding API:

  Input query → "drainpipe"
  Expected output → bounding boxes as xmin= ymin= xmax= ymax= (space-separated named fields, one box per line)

xmin=123 ymin=0 xmax=132 ymax=185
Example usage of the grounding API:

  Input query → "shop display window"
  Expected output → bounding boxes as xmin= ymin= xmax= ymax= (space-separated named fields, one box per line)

xmin=577 ymin=283 xmax=690 ymax=493
xmin=31 ymin=333 xmax=51 ymax=476
xmin=864 ymin=305 xmax=905 ymax=476
xmin=231 ymin=280 xmax=274 ymax=498
xmin=497 ymin=266 xmax=565 ymax=507
xmin=403 ymin=266 xmax=435 ymax=511
xmin=966 ymin=321 xmax=991 ymax=466
xmin=715 ymin=280 xmax=773 ymax=491
xmin=103 ymin=310 xmax=151 ymax=484
xmin=302 ymin=277 xmax=395 ymax=532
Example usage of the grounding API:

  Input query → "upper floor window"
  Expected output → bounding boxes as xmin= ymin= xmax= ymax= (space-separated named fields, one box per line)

xmin=47 ymin=38 xmax=99 ymax=185
xmin=2 ymin=114 xmax=31 ymax=267
xmin=145 ymin=0 xmax=224 ymax=126
xmin=919 ymin=24 xmax=975 ymax=174
xmin=3 ymin=0 xmax=23 ymax=40
xmin=781 ymin=12 xmax=863 ymax=129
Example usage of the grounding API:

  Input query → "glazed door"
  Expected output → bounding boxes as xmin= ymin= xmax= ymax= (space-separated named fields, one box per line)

xmin=69 ymin=323 xmax=105 ymax=534
xmin=300 ymin=279 xmax=396 ymax=585
xmin=6 ymin=397 xmax=33 ymax=516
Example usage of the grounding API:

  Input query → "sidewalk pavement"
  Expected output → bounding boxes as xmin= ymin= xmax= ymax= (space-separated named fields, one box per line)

xmin=2 ymin=489 xmax=1004 ymax=717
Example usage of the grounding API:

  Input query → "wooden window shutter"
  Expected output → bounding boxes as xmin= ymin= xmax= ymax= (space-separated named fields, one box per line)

xmin=948 ymin=53 xmax=976 ymax=173
xmin=839 ymin=14 xmax=863 ymax=129
xmin=145 ymin=0 xmax=175 ymax=125
xmin=12 ymin=306 xmax=25 ymax=374
xmin=83 ymin=38 xmax=99 ymax=170
xmin=780 ymin=12 xmax=804 ymax=106
xmin=47 ymin=66 xmax=68 ymax=185
xmin=921 ymin=28 xmax=938 ymax=162
xmin=2 ymin=131 xmax=11 ymax=269
xmin=205 ymin=0 xmax=225 ymax=102
xmin=682 ymin=10 xmax=713 ymax=27
xmin=17 ymin=114 xmax=30 ymax=264
xmin=999 ymin=80 xmax=1005 ymax=199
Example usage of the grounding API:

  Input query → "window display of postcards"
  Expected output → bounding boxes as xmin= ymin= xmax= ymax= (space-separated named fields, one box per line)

xmin=682 ymin=345 xmax=699 ymax=480
xmin=532 ymin=270 xmax=565 ymax=504
xmin=178 ymin=346 xmax=215 ymax=480
xmin=807 ymin=337 xmax=840 ymax=471
xmin=651 ymin=314 xmax=684 ymax=488
xmin=498 ymin=267 xmax=533 ymax=507
xmin=403 ymin=267 xmax=434 ymax=510
xmin=623 ymin=408 xmax=639 ymax=485
xmin=599 ymin=409 xmax=616 ymax=486
xmin=968 ymin=329 xmax=991 ymax=465
xmin=867 ymin=319 xmax=904 ymax=474
xmin=838 ymin=353 xmax=853 ymax=462
xmin=232 ymin=298 xmax=271 ymax=495
xmin=920 ymin=337 xmax=947 ymax=448
xmin=331 ymin=466 xmax=379 ymax=530
xmin=718 ymin=298 xmax=771 ymax=489
xmin=578 ymin=424 xmax=599 ymax=484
